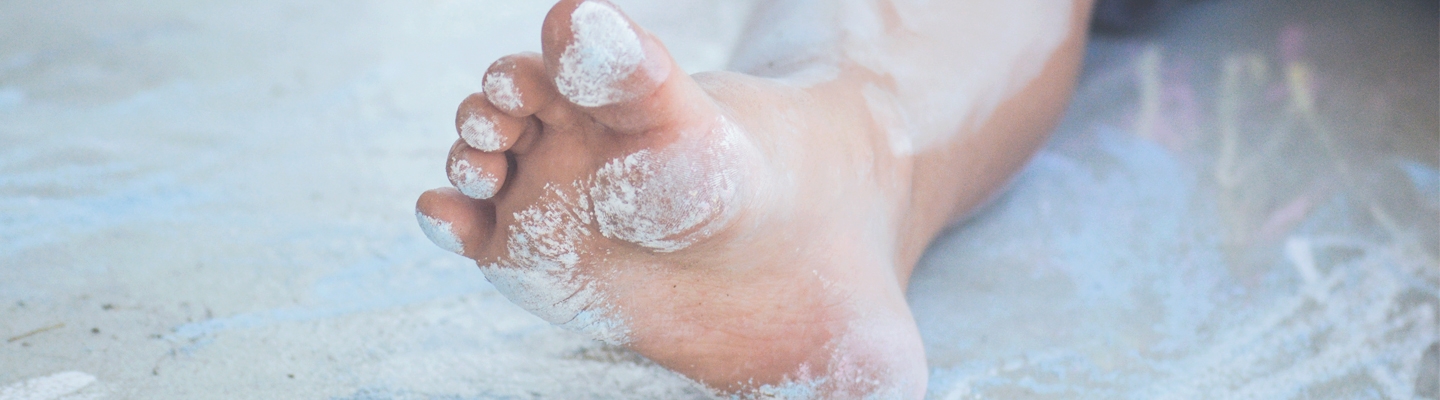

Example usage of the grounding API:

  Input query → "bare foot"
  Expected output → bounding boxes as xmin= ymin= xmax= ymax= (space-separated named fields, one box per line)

xmin=416 ymin=0 xmax=1089 ymax=397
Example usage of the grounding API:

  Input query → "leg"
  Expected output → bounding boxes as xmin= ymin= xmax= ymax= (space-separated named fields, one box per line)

xmin=729 ymin=0 xmax=1095 ymax=283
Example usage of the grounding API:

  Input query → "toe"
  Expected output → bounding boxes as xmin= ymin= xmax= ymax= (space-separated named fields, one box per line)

xmin=456 ymin=92 xmax=530 ymax=152
xmin=416 ymin=188 xmax=497 ymax=259
xmin=484 ymin=52 xmax=556 ymax=118
xmin=447 ymin=139 xmax=509 ymax=200
xmin=542 ymin=0 xmax=665 ymax=109
xmin=540 ymin=0 xmax=719 ymax=134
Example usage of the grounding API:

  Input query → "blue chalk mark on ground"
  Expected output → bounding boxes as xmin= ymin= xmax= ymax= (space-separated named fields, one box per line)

xmin=1400 ymin=160 xmax=1440 ymax=208
xmin=169 ymin=235 xmax=491 ymax=352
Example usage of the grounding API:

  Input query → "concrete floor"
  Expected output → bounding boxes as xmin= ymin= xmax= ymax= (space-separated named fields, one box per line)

xmin=1 ymin=0 xmax=1435 ymax=398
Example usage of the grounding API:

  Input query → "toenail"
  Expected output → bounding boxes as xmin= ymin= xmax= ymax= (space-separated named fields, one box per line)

xmin=555 ymin=1 xmax=644 ymax=107
xmin=460 ymin=112 xmax=505 ymax=151
xmin=416 ymin=210 xmax=465 ymax=255
xmin=484 ymin=70 xmax=523 ymax=111
xmin=449 ymin=158 xmax=499 ymax=199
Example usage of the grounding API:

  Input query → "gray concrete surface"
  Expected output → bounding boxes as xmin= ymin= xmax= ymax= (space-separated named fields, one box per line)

xmin=2 ymin=0 xmax=1436 ymax=398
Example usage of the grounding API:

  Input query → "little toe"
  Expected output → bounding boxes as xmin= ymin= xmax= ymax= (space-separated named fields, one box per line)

xmin=447 ymin=139 xmax=509 ymax=200
xmin=484 ymin=52 xmax=556 ymax=118
xmin=456 ymin=93 xmax=529 ymax=152
xmin=416 ymin=187 xmax=497 ymax=259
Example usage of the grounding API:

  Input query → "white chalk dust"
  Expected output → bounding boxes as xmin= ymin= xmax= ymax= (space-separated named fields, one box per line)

xmin=416 ymin=211 xmax=465 ymax=255
xmin=483 ymin=70 xmax=523 ymax=112
xmin=555 ymin=1 xmax=646 ymax=107
xmin=459 ymin=113 xmax=505 ymax=152
xmin=448 ymin=158 xmax=499 ymax=200
xmin=0 ymin=371 xmax=98 ymax=400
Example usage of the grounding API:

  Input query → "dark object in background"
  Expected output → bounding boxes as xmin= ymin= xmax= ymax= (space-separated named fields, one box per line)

xmin=1091 ymin=0 xmax=1438 ymax=34
xmin=1091 ymin=0 xmax=1202 ymax=33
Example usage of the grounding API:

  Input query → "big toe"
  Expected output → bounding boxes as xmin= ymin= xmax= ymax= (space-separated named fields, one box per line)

xmin=539 ymin=0 xmax=714 ymax=133
xmin=542 ymin=0 xmax=665 ymax=108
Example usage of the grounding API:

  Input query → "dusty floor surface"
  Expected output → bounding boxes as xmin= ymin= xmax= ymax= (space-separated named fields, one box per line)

xmin=2 ymin=0 xmax=1436 ymax=398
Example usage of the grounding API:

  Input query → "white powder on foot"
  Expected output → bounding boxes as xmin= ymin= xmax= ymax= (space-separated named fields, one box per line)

xmin=483 ymin=118 xmax=749 ymax=345
xmin=555 ymin=1 xmax=644 ymax=107
xmin=590 ymin=118 xmax=742 ymax=252
xmin=460 ymin=113 xmax=505 ymax=152
xmin=747 ymin=305 xmax=920 ymax=398
xmin=449 ymin=158 xmax=499 ymax=199
xmin=484 ymin=70 xmax=523 ymax=111
xmin=416 ymin=210 xmax=464 ymax=255
xmin=483 ymin=182 xmax=631 ymax=344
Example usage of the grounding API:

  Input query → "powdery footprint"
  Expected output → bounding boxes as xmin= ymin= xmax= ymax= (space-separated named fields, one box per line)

xmin=416 ymin=0 xmax=926 ymax=397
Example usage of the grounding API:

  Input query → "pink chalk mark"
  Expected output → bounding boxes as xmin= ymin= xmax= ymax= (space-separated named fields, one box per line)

xmin=1255 ymin=181 xmax=1333 ymax=243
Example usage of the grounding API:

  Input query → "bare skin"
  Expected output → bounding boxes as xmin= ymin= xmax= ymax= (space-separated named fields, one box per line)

xmin=416 ymin=0 xmax=1093 ymax=397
